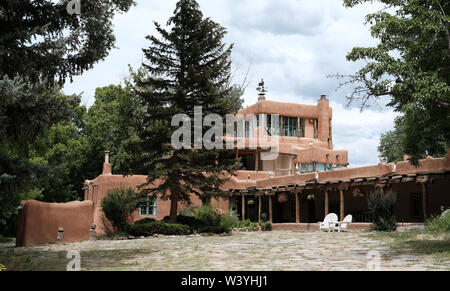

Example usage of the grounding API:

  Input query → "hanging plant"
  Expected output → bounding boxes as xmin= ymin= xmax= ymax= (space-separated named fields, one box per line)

xmin=307 ymin=194 xmax=315 ymax=200
xmin=247 ymin=199 xmax=255 ymax=205
xmin=353 ymin=188 xmax=364 ymax=198
xmin=278 ymin=193 xmax=288 ymax=203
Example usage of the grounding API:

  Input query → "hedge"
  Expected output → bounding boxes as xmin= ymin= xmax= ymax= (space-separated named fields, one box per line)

xmin=129 ymin=221 xmax=190 ymax=236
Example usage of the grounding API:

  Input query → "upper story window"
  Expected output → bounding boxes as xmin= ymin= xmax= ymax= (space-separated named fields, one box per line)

xmin=299 ymin=118 xmax=305 ymax=138
xmin=245 ymin=120 xmax=251 ymax=138
xmin=266 ymin=114 xmax=280 ymax=136
xmin=283 ymin=117 xmax=298 ymax=137
xmin=313 ymin=119 xmax=318 ymax=139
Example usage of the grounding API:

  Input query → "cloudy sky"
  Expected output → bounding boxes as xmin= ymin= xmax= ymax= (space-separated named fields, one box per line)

xmin=63 ymin=0 xmax=399 ymax=168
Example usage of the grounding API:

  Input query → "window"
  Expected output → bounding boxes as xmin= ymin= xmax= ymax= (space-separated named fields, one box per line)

xmin=411 ymin=193 xmax=423 ymax=219
xmin=313 ymin=119 xmax=318 ymax=139
xmin=283 ymin=117 xmax=298 ymax=137
xmin=139 ymin=197 xmax=157 ymax=217
xmin=316 ymin=163 xmax=325 ymax=172
xmin=326 ymin=164 xmax=334 ymax=171
xmin=301 ymin=163 xmax=314 ymax=173
xmin=299 ymin=118 xmax=305 ymax=138
xmin=245 ymin=120 xmax=251 ymax=138
xmin=237 ymin=119 xmax=244 ymax=138
xmin=329 ymin=119 xmax=332 ymax=141
xmin=267 ymin=114 xmax=280 ymax=136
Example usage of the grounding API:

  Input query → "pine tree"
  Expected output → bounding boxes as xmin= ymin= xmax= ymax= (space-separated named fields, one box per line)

xmin=134 ymin=0 xmax=242 ymax=222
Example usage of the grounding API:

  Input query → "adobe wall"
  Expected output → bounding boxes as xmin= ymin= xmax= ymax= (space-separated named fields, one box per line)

xmin=16 ymin=200 xmax=93 ymax=247
xmin=396 ymin=153 xmax=450 ymax=175
xmin=86 ymin=171 xmax=231 ymax=235
xmin=239 ymin=100 xmax=320 ymax=119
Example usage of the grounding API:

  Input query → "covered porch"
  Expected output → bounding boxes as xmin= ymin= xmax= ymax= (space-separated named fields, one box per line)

xmin=227 ymin=171 xmax=450 ymax=224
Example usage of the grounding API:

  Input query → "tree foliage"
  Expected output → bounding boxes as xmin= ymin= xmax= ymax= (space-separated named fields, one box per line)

xmin=101 ymin=187 xmax=144 ymax=233
xmin=84 ymin=82 xmax=144 ymax=175
xmin=134 ymin=0 xmax=242 ymax=222
xmin=0 ymin=0 xmax=134 ymax=235
xmin=336 ymin=0 xmax=450 ymax=165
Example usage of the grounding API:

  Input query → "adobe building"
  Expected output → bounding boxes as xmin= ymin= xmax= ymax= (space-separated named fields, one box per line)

xmin=16 ymin=89 xmax=450 ymax=246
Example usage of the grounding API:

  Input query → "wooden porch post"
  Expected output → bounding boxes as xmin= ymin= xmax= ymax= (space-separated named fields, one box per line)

xmin=258 ymin=196 xmax=262 ymax=222
xmin=255 ymin=152 xmax=259 ymax=172
xmin=422 ymin=183 xmax=428 ymax=220
xmin=339 ymin=189 xmax=345 ymax=221
xmin=295 ymin=190 xmax=300 ymax=224
xmin=241 ymin=194 xmax=246 ymax=221
xmin=269 ymin=196 xmax=273 ymax=223
xmin=324 ymin=190 xmax=329 ymax=217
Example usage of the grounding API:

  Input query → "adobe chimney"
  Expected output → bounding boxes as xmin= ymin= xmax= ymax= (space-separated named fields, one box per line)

xmin=102 ymin=150 xmax=112 ymax=175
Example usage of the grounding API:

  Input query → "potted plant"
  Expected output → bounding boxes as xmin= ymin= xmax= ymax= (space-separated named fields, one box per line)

xmin=278 ymin=193 xmax=288 ymax=203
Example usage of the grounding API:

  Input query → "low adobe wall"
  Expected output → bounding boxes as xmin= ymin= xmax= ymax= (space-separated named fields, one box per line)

xmin=16 ymin=200 xmax=94 ymax=247
xmin=396 ymin=153 xmax=450 ymax=175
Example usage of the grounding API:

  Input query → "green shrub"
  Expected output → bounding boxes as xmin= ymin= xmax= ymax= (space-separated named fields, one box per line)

xmin=367 ymin=189 xmax=397 ymax=232
xmin=259 ymin=221 xmax=272 ymax=231
xmin=129 ymin=221 xmax=190 ymax=236
xmin=135 ymin=218 xmax=156 ymax=225
xmin=101 ymin=187 xmax=145 ymax=233
xmin=220 ymin=211 xmax=239 ymax=233
xmin=195 ymin=205 xmax=222 ymax=227
xmin=199 ymin=225 xmax=228 ymax=234
xmin=180 ymin=206 xmax=199 ymax=217
xmin=176 ymin=215 xmax=205 ymax=232
xmin=234 ymin=219 xmax=258 ymax=231
xmin=425 ymin=214 xmax=450 ymax=232
xmin=373 ymin=216 xmax=397 ymax=232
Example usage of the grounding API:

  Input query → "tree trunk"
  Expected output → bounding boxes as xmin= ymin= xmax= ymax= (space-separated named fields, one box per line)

xmin=169 ymin=189 xmax=179 ymax=223
xmin=203 ymin=196 xmax=212 ymax=206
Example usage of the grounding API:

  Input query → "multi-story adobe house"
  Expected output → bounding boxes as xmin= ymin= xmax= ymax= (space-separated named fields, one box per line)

xmin=16 ymin=89 xmax=450 ymax=245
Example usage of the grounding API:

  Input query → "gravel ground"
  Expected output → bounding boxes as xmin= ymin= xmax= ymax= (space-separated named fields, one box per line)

xmin=0 ymin=231 xmax=448 ymax=271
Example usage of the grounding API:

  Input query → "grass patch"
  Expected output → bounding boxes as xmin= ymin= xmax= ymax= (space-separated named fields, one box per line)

xmin=425 ymin=214 xmax=450 ymax=232
xmin=0 ymin=236 xmax=15 ymax=243
xmin=366 ymin=231 xmax=450 ymax=263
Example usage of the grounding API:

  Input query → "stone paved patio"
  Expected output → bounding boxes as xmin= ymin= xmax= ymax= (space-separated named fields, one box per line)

xmin=0 ymin=231 xmax=448 ymax=271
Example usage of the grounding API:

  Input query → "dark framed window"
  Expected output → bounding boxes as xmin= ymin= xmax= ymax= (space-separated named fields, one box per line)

xmin=313 ymin=119 xmax=318 ymax=139
xmin=299 ymin=118 xmax=305 ymax=137
xmin=245 ymin=120 xmax=250 ymax=138
xmin=266 ymin=114 xmax=280 ymax=136
xmin=283 ymin=116 xmax=298 ymax=137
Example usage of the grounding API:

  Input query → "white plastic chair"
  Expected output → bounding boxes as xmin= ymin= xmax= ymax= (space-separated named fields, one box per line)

xmin=336 ymin=214 xmax=352 ymax=232
xmin=319 ymin=213 xmax=338 ymax=232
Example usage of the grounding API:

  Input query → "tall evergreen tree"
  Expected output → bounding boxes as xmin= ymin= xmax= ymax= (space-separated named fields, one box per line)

xmin=134 ymin=0 xmax=241 ymax=222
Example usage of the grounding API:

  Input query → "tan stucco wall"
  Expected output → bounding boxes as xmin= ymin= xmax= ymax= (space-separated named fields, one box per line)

xmin=16 ymin=200 xmax=93 ymax=247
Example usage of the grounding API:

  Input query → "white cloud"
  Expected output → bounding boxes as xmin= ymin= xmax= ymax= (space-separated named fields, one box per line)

xmin=62 ymin=0 xmax=397 ymax=166
xmin=331 ymin=102 xmax=399 ymax=167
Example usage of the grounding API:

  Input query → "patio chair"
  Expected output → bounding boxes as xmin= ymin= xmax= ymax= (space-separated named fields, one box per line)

xmin=336 ymin=214 xmax=352 ymax=232
xmin=318 ymin=213 xmax=338 ymax=232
